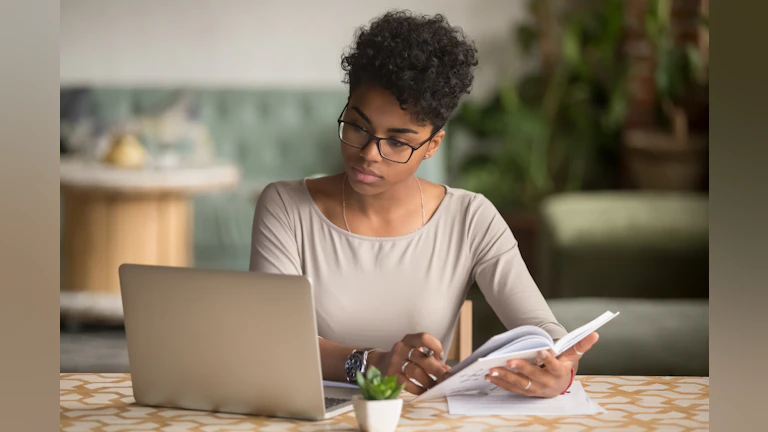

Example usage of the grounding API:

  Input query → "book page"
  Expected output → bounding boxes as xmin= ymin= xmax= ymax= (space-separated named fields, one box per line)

xmin=553 ymin=311 xmax=620 ymax=355
xmin=491 ymin=335 xmax=553 ymax=358
xmin=449 ymin=325 xmax=551 ymax=375
xmin=413 ymin=347 xmax=544 ymax=402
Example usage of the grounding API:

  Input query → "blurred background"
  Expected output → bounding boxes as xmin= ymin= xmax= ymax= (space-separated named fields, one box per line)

xmin=60 ymin=0 xmax=709 ymax=377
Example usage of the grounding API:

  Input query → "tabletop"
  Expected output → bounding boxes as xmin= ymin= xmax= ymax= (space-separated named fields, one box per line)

xmin=60 ymin=157 xmax=241 ymax=194
xmin=60 ymin=374 xmax=709 ymax=431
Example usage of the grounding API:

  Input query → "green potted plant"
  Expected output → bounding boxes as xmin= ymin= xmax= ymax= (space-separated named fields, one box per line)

xmin=352 ymin=367 xmax=405 ymax=432
xmin=449 ymin=0 xmax=627 ymax=277
xmin=622 ymin=0 xmax=709 ymax=190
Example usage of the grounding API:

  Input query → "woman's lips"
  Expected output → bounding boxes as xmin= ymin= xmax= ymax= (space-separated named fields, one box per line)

xmin=352 ymin=166 xmax=381 ymax=184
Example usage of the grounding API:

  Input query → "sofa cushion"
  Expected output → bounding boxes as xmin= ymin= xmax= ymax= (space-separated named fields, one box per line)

xmin=548 ymin=297 xmax=709 ymax=376
xmin=537 ymin=192 xmax=709 ymax=299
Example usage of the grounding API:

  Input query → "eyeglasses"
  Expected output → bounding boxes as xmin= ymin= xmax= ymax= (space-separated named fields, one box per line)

xmin=337 ymin=103 xmax=439 ymax=164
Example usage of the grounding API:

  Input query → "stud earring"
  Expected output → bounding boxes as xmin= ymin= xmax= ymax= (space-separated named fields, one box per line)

xmin=424 ymin=155 xmax=430 ymax=159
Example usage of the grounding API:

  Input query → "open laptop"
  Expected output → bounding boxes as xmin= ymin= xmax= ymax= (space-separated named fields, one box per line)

xmin=118 ymin=264 xmax=358 ymax=420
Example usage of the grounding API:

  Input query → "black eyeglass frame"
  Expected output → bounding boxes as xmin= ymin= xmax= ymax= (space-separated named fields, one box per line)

xmin=336 ymin=102 xmax=441 ymax=164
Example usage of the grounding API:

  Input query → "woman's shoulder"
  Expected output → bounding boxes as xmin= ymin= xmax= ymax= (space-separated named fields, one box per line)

xmin=257 ymin=175 xmax=343 ymax=213
xmin=257 ymin=179 xmax=307 ymax=202
xmin=437 ymin=184 xmax=497 ymax=216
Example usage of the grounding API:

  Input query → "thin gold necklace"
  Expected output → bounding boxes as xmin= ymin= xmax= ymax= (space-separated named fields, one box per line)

xmin=341 ymin=173 xmax=425 ymax=234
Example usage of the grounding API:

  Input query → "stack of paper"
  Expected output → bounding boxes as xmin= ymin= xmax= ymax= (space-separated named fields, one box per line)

xmin=446 ymin=381 xmax=604 ymax=416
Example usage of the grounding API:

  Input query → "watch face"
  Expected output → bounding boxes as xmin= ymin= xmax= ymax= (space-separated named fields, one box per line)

xmin=345 ymin=353 xmax=364 ymax=379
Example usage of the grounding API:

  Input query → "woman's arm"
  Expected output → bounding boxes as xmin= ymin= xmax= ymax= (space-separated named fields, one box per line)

xmin=466 ymin=194 xmax=567 ymax=340
xmin=318 ymin=338 xmax=365 ymax=382
xmin=250 ymin=184 xmax=350 ymax=381
xmin=465 ymin=195 xmax=602 ymax=397
xmin=249 ymin=183 xmax=302 ymax=275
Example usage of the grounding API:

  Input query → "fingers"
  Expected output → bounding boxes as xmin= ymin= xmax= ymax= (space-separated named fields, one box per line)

xmin=508 ymin=357 xmax=548 ymax=384
xmin=397 ymin=373 xmax=426 ymax=395
xmin=560 ymin=332 xmax=600 ymax=361
xmin=390 ymin=344 xmax=441 ymax=390
xmin=538 ymin=349 xmax=561 ymax=371
xmin=573 ymin=332 xmax=599 ymax=355
xmin=406 ymin=348 xmax=449 ymax=382
xmin=402 ymin=333 xmax=445 ymax=361
xmin=401 ymin=361 xmax=434 ymax=389
xmin=486 ymin=368 xmax=536 ymax=397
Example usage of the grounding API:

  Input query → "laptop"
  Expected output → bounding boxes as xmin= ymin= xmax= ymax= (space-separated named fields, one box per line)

xmin=118 ymin=264 xmax=358 ymax=420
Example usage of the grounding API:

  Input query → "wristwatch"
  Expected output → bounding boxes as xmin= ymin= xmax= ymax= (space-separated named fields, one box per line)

xmin=344 ymin=348 xmax=377 ymax=383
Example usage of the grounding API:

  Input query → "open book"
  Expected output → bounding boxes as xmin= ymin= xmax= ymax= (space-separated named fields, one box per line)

xmin=412 ymin=311 xmax=620 ymax=402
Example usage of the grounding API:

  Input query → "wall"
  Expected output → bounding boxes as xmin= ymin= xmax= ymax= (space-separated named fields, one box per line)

xmin=60 ymin=0 xmax=533 ymax=100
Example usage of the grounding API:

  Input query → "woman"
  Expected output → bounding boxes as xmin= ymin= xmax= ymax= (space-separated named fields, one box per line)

xmin=250 ymin=10 xmax=599 ymax=398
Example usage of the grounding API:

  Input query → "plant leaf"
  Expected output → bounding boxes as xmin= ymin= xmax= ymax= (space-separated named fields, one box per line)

xmin=516 ymin=24 xmax=539 ymax=55
xmin=562 ymin=23 xmax=582 ymax=68
xmin=365 ymin=366 xmax=380 ymax=383
xmin=390 ymin=383 xmax=405 ymax=399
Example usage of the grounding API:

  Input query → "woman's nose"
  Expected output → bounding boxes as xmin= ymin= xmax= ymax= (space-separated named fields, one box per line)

xmin=359 ymin=139 xmax=382 ymax=162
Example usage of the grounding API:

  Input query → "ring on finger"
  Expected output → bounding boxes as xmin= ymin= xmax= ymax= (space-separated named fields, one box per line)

xmin=575 ymin=348 xmax=584 ymax=355
xmin=408 ymin=348 xmax=415 ymax=361
xmin=401 ymin=361 xmax=410 ymax=374
xmin=524 ymin=380 xmax=532 ymax=390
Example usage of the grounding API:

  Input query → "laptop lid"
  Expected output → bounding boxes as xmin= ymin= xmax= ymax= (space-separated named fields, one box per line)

xmin=119 ymin=264 xmax=328 ymax=420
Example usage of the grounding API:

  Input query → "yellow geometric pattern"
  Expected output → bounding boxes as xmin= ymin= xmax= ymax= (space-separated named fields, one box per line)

xmin=60 ymin=374 xmax=709 ymax=431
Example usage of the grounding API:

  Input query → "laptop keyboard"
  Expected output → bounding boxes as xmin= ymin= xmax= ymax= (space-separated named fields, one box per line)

xmin=325 ymin=397 xmax=351 ymax=410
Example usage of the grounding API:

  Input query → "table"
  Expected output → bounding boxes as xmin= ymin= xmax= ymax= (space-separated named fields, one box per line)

xmin=60 ymin=157 xmax=240 ymax=324
xmin=60 ymin=374 xmax=709 ymax=431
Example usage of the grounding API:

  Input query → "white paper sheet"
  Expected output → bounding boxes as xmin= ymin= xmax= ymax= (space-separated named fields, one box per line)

xmin=446 ymin=381 xmax=605 ymax=416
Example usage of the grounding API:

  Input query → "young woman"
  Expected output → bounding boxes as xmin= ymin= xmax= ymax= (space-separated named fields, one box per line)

xmin=250 ymin=10 xmax=599 ymax=398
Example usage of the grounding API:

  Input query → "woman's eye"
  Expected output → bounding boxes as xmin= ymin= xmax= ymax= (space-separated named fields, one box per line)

xmin=387 ymin=140 xmax=411 ymax=149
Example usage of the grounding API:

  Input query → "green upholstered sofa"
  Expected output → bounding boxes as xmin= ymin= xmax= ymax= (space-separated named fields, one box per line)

xmin=60 ymin=87 xmax=448 ymax=272
xmin=468 ymin=191 xmax=709 ymax=376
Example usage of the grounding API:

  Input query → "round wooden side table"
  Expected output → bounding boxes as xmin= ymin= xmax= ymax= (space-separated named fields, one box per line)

xmin=60 ymin=157 xmax=240 ymax=324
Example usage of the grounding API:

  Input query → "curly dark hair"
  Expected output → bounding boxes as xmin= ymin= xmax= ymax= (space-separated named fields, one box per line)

xmin=341 ymin=10 xmax=478 ymax=131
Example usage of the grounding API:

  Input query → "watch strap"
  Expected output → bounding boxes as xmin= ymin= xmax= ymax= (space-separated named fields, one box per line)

xmin=346 ymin=347 xmax=377 ymax=382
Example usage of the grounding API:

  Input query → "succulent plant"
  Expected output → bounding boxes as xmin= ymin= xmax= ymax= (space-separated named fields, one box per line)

xmin=356 ymin=367 xmax=404 ymax=401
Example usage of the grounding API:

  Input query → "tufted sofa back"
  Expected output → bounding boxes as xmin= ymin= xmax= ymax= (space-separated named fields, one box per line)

xmin=60 ymin=87 xmax=448 ymax=271
xmin=60 ymin=87 xmax=447 ymax=187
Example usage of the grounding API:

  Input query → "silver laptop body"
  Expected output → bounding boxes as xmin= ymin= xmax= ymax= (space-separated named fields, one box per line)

xmin=119 ymin=264 xmax=357 ymax=421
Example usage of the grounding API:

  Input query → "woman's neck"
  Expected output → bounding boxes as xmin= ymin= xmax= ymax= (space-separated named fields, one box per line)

xmin=343 ymin=174 xmax=420 ymax=222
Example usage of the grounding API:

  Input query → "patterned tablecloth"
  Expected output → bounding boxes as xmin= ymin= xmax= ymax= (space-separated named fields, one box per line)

xmin=60 ymin=374 xmax=709 ymax=431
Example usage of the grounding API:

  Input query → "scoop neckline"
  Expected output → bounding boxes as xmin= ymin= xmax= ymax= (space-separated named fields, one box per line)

xmin=301 ymin=177 xmax=451 ymax=242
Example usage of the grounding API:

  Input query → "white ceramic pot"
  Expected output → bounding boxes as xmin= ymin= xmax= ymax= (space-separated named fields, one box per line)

xmin=352 ymin=395 xmax=403 ymax=432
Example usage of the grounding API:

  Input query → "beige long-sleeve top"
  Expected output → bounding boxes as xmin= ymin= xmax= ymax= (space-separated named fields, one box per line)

xmin=249 ymin=179 xmax=567 ymax=352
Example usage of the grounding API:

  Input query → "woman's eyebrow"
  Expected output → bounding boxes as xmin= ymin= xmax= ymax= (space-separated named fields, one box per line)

xmin=350 ymin=106 xmax=419 ymax=135
xmin=350 ymin=106 xmax=372 ymax=125
xmin=386 ymin=127 xmax=419 ymax=135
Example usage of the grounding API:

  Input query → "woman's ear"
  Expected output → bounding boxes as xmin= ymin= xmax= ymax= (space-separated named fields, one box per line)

xmin=423 ymin=131 xmax=446 ymax=160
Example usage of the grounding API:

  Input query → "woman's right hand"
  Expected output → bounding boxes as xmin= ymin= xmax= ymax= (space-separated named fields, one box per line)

xmin=370 ymin=333 xmax=452 ymax=395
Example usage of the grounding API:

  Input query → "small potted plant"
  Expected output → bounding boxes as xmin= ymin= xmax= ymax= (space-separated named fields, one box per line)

xmin=353 ymin=367 xmax=405 ymax=432
xmin=622 ymin=0 xmax=709 ymax=190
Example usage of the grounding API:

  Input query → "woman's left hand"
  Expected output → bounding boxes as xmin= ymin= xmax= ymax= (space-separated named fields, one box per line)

xmin=485 ymin=332 xmax=599 ymax=398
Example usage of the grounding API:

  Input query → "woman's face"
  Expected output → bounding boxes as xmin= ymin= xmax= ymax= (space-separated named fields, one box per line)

xmin=339 ymin=83 xmax=445 ymax=195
